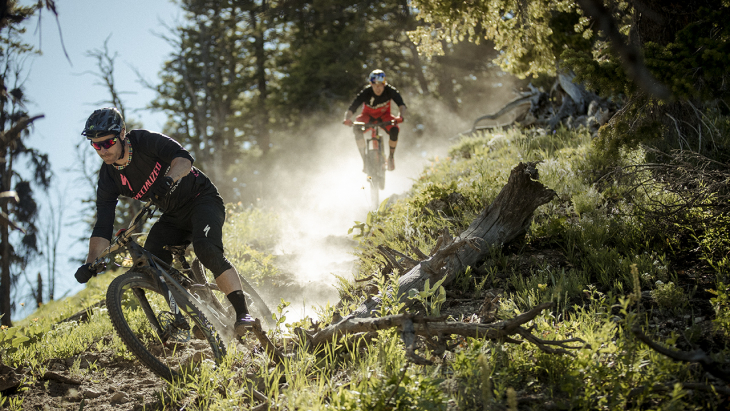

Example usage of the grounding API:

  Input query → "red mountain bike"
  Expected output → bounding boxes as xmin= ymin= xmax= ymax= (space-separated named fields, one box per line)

xmin=352 ymin=120 xmax=395 ymax=209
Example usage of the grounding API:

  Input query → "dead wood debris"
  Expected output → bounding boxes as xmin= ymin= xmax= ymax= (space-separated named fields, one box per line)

xmin=633 ymin=327 xmax=730 ymax=383
xmin=294 ymin=303 xmax=584 ymax=365
xmin=464 ymin=73 xmax=614 ymax=136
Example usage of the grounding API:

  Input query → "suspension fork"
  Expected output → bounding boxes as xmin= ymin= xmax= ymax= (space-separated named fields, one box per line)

xmin=139 ymin=256 xmax=192 ymax=339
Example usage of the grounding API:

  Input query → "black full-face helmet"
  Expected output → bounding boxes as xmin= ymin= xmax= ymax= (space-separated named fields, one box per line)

xmin=82 ymin=107 xmax=125 ymax=139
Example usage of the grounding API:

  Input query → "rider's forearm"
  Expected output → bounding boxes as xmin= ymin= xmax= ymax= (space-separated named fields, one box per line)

xmin=344 ymin=110 xmax=354 ymax=121
xmin=86 ymin=236 xmax=111 ymax=263
xmin=167 ymin=157 xmax=192 ymax=182
xmin=398 ymin=106 xmax=407 ymax=120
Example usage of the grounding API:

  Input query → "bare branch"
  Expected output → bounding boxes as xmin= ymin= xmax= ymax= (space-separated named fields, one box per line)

xmin=633 ymin=327 xmax=730 ymax=382
xmin=306 ymin=303 xmax=583 ymax=363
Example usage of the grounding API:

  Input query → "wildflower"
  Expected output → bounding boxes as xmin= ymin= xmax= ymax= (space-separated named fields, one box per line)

xmin=20 ymin=302 xmax=24 ymax=307
xmin=33 ymin=318 xmax=38 ymax=322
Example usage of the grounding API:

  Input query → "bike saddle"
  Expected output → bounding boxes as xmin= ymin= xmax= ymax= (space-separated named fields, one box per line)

xmin=164 ymin=242 xmax=192 ymax=256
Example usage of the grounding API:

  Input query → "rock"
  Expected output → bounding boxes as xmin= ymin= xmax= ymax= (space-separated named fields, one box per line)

xmin=83 ymin=387 xmax=104 ymax=399
xmin=0 ymin=364 xmax=22 ymax=392
xmin=64 ymin=388 xmax=83 ymax=402
xmin=111 ymin=391 xmax=129 ymax=404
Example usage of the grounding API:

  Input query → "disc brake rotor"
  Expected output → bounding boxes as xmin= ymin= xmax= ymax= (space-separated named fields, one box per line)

xmin=157 ymin=311 xmax=191 ymax=343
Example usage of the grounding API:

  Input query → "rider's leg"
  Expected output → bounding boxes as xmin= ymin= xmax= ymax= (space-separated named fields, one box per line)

xmin=387 ymin=126 xmax=399 ymax=171
xmin=189 ymin=196 xmax=253 ymax=329
xmin=354 ymin=128 xmax=366 ymax=171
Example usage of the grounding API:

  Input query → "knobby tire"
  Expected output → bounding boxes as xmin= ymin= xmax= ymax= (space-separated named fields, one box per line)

xmin=366 ymin=149 xmax=385 ymax=210
xmin=106 ymin=267 xmax=227 ymax=381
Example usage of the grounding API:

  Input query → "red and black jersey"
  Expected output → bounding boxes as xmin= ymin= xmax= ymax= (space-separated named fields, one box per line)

xmin=92 ymin=129 xmax=217 ymax=241
xmin=347 ymin=83 xmax=406 ymax=118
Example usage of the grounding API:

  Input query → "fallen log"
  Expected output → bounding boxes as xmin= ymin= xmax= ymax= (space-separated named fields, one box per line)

xmin=351 ymin=161 xmax=556 ymax=318
xmin=463 ymin=73 xmax=613 ymax=136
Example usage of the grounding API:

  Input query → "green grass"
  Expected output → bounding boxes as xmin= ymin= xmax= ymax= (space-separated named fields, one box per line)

xmin=3 ymin=126 xmax=727 ymax=410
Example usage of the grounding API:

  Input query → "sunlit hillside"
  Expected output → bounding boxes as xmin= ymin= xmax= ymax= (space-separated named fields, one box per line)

xmin=2 ymin=124 xmax=728 ymax=410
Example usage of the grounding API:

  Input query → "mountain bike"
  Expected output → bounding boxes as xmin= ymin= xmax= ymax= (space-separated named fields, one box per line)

xmin=88 ymin=200 xmax=274 ymax=381
xmin=352 ymin=120 xmax=394 ymax=209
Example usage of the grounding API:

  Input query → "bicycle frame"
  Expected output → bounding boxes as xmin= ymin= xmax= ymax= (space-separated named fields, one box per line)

xmin=353 ymin=121 xmax=390 ymax=153
xmin=90 ymin=201 xmax=221 ymax=344
xmin=353 ymin=121 xmax=391 ymax=172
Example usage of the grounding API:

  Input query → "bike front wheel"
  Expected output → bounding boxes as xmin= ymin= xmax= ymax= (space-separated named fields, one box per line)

xmin=368 ymin=176 xmax=380 ymax=210
xmin=106 ymin=267 xmax=227 ymax=381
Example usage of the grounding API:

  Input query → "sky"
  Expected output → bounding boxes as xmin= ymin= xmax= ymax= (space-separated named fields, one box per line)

xmin=16 ymin=0 xmax=183 ymax=317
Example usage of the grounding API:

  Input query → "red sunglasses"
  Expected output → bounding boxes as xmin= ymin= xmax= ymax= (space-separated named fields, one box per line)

xmin=90 ymin=136 xmax=119 ymax=150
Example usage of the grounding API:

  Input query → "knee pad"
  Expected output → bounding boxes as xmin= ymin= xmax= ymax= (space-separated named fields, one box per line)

xmin=388 ymin=127 xmax=399 ymax=141
xmin=193 ymin=239 xmax=233 ymax=278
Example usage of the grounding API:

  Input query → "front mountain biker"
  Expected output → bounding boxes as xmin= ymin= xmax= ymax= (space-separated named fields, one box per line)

xmin=73 ymin=107 xmax=255 ymax=337
xmin=343 ymin=69 xmax=407 ymax=171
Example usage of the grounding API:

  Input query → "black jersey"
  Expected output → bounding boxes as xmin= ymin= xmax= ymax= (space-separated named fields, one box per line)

xmin=92 ymin=129 xmax=217 ymax=241
xmin=347 ymin=83 xmax=406 ymax=113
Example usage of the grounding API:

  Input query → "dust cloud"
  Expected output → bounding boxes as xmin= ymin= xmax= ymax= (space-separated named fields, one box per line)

xmin=251 ymin=115 xmax=454 ymax=323
xmin=247 ymin=89 xmax=521 ymax=324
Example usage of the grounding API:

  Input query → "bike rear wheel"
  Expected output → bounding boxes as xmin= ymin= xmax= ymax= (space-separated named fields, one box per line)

xmin=106 ymin=268 xmax=227 ymax=381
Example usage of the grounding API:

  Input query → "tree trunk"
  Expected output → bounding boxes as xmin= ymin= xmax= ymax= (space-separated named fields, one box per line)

xmin=1 ymin=148 xmax=11 ymax=327
xmin=251 ymin=1 xmax=271 ymax=155
xmin=0 ymin=199 xmax=9 ymax=327
xmin=36 ymin=272 xmax=42 ymax=307
xmin=352 ymin=162 xmax=556 ymax=318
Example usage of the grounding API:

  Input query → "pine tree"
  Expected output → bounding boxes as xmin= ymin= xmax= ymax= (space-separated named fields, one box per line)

xmin=0 ymin=2 xmax=52 ymax=326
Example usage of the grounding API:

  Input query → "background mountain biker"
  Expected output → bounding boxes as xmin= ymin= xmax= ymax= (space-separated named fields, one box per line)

xmin=343 ymin=69 xmax=407 ymax=171
xmin=74 ymin=107 xmax=254 ymax=336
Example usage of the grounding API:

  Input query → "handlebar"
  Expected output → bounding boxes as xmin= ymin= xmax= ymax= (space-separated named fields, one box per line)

xmin=349 ymin=119 xmax=401 ymax=128
xmin=89 ymin=200 xmax=157 ymax=272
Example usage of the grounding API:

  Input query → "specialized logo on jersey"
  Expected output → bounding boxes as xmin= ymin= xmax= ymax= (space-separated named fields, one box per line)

xmin=133 ymin=162 xmax=163 ymax=200
xmin=367 ymin=98 xmax=390 ymax=111
xmin=120 ymin=174 xmax=133 ymax=191
xmin=203 ymin=225 xmax=210 ymax=237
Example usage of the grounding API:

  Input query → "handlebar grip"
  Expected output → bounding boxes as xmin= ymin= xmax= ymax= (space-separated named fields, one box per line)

xmin=89 ymin=260 xmax=107 ymax=274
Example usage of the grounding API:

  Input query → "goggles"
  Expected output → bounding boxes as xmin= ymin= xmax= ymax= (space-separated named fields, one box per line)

xmin=369 ymin=72 xmax=386 ymax=84
xmin=90 ymin=135 xmax=119 ymax=150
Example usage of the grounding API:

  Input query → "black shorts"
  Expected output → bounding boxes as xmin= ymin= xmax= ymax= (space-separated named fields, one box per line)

xmin=144 ymin=194 xmax=228 ymax=269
